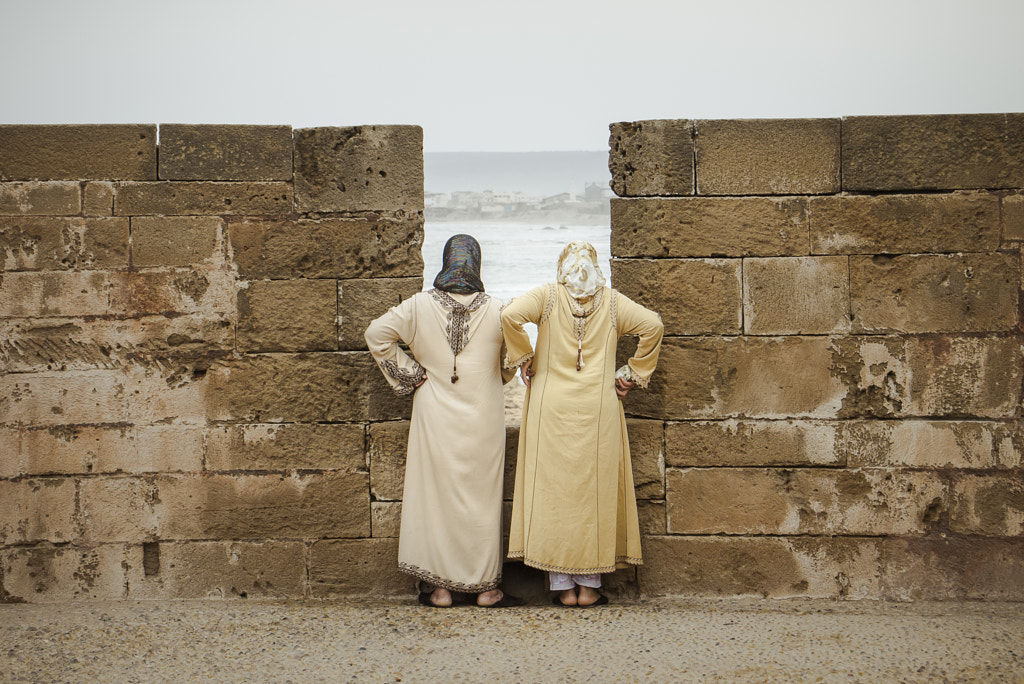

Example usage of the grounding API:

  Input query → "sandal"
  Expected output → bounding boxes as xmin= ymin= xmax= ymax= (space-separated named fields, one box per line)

xmin=478 ymin=591 xmax=523 ymax=608
xmin=577 ymin=594 xmax=608 ymax=608
xmin=417 ymin=591 xmax=453 ymax=608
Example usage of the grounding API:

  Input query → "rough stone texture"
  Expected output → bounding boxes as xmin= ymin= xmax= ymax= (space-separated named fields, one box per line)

xmin=0 ymin=371 xmax=129 ymax=426
xmin=1 ymin=217 xmax=129 ymax=271
xmin=809 ymin=192 xmax=1000 ymax=255
xmin=206 ymin=423 xmax=365 ymax=472
xmin=608 ymin=120 xmax=694 ymax=197
xmin=229 ymin=216 xmax=424 ymax=281
xmin=949 ymin=473 xmax=1024 ymax=537
xmin=294 ymin=126 xmax=423 ymax=213
xmin=611 ymin=197 xmax=808 ymax=258
xmin=881 ymin=537 xmax=1024 ymax=600
xmin=0 ymin=125 xmax=157 ymax=181
xmin=626 ymin=419 xmax=664 ymax=499
xmin=368 ymin=421 xmax=410 ymax=501
xmin=309 ymin=538 xmax=411 ymax=597
xmin=130 ymin=216 xmax=223 ymax=268
xmin=0 ymin=272 xmax=110 ymax=318
xmin=106 ymin=268 xmax=237 ymax=318
xmin=611 ymin=259 xmax=741 ymax=335
xmin=236 ymin=278 xmax=338 ymax=352
xmin=158 ymin=125 xmax=293 ymax=181
xmin=0 ymin=479 xmax=77 ymax=544
xmin=78 ymin=477 xmax=160 ymax=543
xmin=842 ymin=420 xmax=1022 ymax=469
xmin=665 ymin=420 xmax=843 ymax=467
xmin=905 ymin=336 xmax=1022 ymax=418
xmin=743 ymin=256 xmax=850 ymax=335
xmin=0 ymin=182 xmax=80 ymax=215
xmin=83 ymin=182 xmax=114 ymax=216
xmin=338 ymin=277 xmax=424 ymax=350
xmin=851 ymin=253 xmax=1019 ymax=333
xmin=371 ymin=502 xmax=402 ymax=538
xmin=694 ymin=119 xmax=840 ymax=196
xmin=113 ymin=181 xmax=293 ymax=216
xmin=503 ymin=425 xmax=519 ymax=501
xmin=0 ymin=544 xmax=128 ymax=601
xmin=1003 ymin=193 xmax=1024 ymax=242
xmin=637 ymin=501 xmax=667 ymax=535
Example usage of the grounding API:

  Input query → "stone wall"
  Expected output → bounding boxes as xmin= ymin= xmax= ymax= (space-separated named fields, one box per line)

xmin=610 ymin=114 xmax=1024 ymax=599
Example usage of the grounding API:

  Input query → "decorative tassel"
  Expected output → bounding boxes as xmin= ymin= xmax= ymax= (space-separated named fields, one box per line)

xmin=451 ymin=358 xmax=459 ymax=383
xmin=576 ymin=340 xmax=584 ymax=371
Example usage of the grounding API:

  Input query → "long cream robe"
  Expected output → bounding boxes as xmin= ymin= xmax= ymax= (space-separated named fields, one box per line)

xmin=501 ymin=284 xmax=663 ymax=574
xmin=365 ymin=290 xmax=513 ymax=592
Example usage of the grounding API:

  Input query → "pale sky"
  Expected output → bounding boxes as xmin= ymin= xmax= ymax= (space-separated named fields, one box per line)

xmin=2 ymin=0 xmax=1023 ymax=153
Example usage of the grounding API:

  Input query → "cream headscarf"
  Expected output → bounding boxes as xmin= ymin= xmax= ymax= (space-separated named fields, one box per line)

xmin=556 ymin=240 xmax=606 ymax=300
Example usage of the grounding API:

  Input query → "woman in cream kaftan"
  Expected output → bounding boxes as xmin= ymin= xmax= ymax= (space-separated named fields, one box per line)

xmin=500 ymin=241 xmax=663 ymax=606
xmin=365 ymin=235 xmax=519 ymax=608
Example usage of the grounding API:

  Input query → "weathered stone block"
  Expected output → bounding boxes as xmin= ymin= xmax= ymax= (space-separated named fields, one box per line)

xmin=1 ymin=217 xmax=129 ymax=271
xmin=338 ymin=277 xmax=424 ymax=350
xmin=0 ymin=124 xmax=157 ymax=181
xmin=851 ymin=253 xmax=1019 ymax=333
xmin=881 ymin=537 xmax=1024 ymax=600
xmin=665 ymin=420 xmax=843 ymax=467
xmin=695 ymin=119 xmax=840 ymax=196
xmin=610 ymin=197 xmax=808 ymax=258
xmin=79 ymin=476 xmax=160 ymax=543
xmin=627 ymin=419 xmax=664 ymax=499
xmin=743 ymin=256 xmax=850 ymax=335
xmin=608 ymin=120 xmax=694 ymax=197
xmin=126 ymin=541 xmax=306 ymax=599
xmin=0 ymin=371 xmax=128 ymax=426
xmin=1 ymin=544 xmax=128 ymax=602
xmin=368 ymin=421 xmax=410 ymax=501
xmin=0 ymin=182 xmax=80 ymax=215
xmin=1003 ymin=193 xmax=1024 ymax=242
xmin=637 ymin=501 xmax=666 ymax=535
xmin=949 ymin=473 xmax=1024 ymax=537
xmin=829 ymin=336 xmax=909 ymax=419
xmin=842 ymin=420 xmax=1022 ymax=469
xmin=113 ymin=181 xmax=293 ymax=216
xmin=0 ymin=428 xmax=20 ymax=478
xmin=842 ymin=114 xmax=1024 ymax=191
xmin=16 ymin=425 xmax=201 ymax=476
xmin=309 ymin=538 xmax=412 ymax=597
xmin=809 ymin=192 xmax=1001 ymax=255
xmin=121 ymin=367 xmax=209 ymax=426
xmin=0 ymin=272 xmax=111 ymax=318
xmin=83 ymin=182 xmax=113 ymax=216
xmin=371 ymin=501 xmax=402 ymax=538
xmin=0 ymin=478 xmax=76 ymax=544
xmin=293 ymin=126 xmax=423 ymax=213
xmin=611 ymin=259 xmax=741 ymax=335
xmin=130 ymin=216 xmax=223 ymax=268
xmin=228 ymin=216 xmax=424 ymax=280
xmin=906 ymin=336 xmax=1022 ymax=418
xmin=205 ymin=423 xmax=365 ymax=471
xmin=158 ymin=125 xmax=293 ymax=181
xmin=107 ymin=268 xmax=237 ymax=317
xmin=237 ymin=278 xmax=337 ymax=352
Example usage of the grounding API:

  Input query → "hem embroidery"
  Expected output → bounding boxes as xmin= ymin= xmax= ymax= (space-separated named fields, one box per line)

xmin=507 ymin=552 xmax=642 ymax=574
xmin=398 ymin=561 xmax=501 ymax=593
xmin=504 ymin=351 xmax=534 ymax=371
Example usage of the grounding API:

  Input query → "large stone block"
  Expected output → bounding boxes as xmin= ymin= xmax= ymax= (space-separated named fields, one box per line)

xmin=0 ymin=182 xmax=80 ymax=215
xmin=1003 ymin=193 xmax=1024 ymax=242
xmin=637 ymin=501 xmax=666 ymax=535
xmin=0 ymin=124 xmax=157 ymax=181
xmin=842 ymin=420 xmax=1022 ymax=469
xmin=666 ymin=420 xmax=843 ymax=467
xmin=17 ymin=425 xmax=203 ymax=476
xmin=611 ymin=259 xmax=741 ymax=335
xmin=158 ymin=125 xmax=293 ymax=181
xmin=881 ymin=537 xmax=1024 ymax=600
xmin=338 ymin=277 xmax=424 ymax=350
xmin=228 ymin=215 xmax=424 ymax=279
xmin=809 ymin=192 xmax=1000 ymax=255
xmin=371 ymin=501 xmax=402 ymax=538
xmin=0 ymin=271 xmax=111 ymax=318
xmin=368 ymin=421 xmax=410 ymax=501
xmin=610 ymin=197 xmax=808 ymax=258
xmin=206 ymin=352 xmax=411 ymax=423
xmin=309 ymin=538 xmax=412 ymax=597
xmin=236 ymin=278 xmax=337 ymax=352
xmin=743 ymin=256 xmax=850 ymax=335
xmin=949 ymin=473 xmax=1024 ymax=537
xmin=79 ymin=476 xmax=160 ymax=543
xmin=107 ymin=268 xmax=237 ymax=318
xmin=0 ymin=428 xmax=20 ymax=478
xmin=1 ymin=544 xmax=128 ymax=602
xmin=851 ymin=253 xmax=1018 ymax=333
xmin=83 ymin=182 xmax=113 ymax=216
xmin=0 ymin=478 xmax=76 ymax=544
xmin=126 ymin=541 xmax=306 ymax=599
xmin=905 ymin=336 xmax=1022 ymax=418
xmin=694 ymin=119 xmax=840 ymax=196
xmin=130 ymin=216 xmax=223 ymax=268
xmin=113 ymin=181 xmax=293 ymax=216
xmin=1 ymin=217 xmax=129 ymax=271
xmin=293 ymin=126 xmax=423 ymax=213
xmin=205 ymin=423 xmax=365 ymax=472
xmin=828 ymin=336 xmax=909 ymax=419
xmin=608 ymin=120 xmax=694 ymax=197
xmin=0 ymin=371 xmax=128 ymax=426
xmin=666 ymin=467 xmax=946 ymax=536
xmin=627 ymin=419 xmax=664 ymax=499
xmin=843 ymin=113 xmax=1024 ymax=192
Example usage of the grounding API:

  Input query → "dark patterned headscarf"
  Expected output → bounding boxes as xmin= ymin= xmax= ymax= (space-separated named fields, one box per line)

xmin=433 ymin=234 xmax=484 ymax=294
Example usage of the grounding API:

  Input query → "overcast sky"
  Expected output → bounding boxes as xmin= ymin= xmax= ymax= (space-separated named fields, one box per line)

xmin=2 ymin=0 xmax=1023 ymax=153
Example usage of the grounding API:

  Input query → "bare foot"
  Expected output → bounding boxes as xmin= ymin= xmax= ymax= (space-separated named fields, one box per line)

xmin=430 ymin=588 xmax=453 ymax=607
xmin=556 ymin=588 xmax=578 ymax=606
xmin=477 ymin=589 xmax=503 ymax=606
xmin=577 ymin=586 xmax=602 ymax=606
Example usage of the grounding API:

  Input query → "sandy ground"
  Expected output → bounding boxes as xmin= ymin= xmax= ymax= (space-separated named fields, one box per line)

xmin=2 ymin=598 xmax=1022 ymax=683
xmin=504 ymin=380 xmax=526 ymax=426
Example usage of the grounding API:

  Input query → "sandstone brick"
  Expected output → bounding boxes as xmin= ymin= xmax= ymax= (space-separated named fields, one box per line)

xmin=0 ymin=371 xmax=128 ymax=426
xmin=1003 ymin=193 xmax=1024 ymax=242
xmin=205 ymin=423 xmax=365 ymax=472
xmin=695 ymin=119 xmax=840 ymax=196
xmin=371 ymin=501 xmax=402 ymax=538
xmin=1 ymin=544 xmax=128 ymax=602
xmin=0 ymin=428 xmax=21 ymax=478
xmin=949 ymin=473 xmax=1024 ymax=537
xmin=743 ymin=256 xmax=850 ymax=335
xmin=639 ymin=535 xmax=882 ymax=599
xmin=293 ymin=126 xmax=423 ymax=213
xmin=611 ymin=259 xmax=741 ymax=335
xmin=83 ymin=182 xmax=113 ymax=216
xmin=627 ymin=419 xmax=664 ymax=499
xmin=79 ymin=476 xmax=160 ymax=543
xmin=0 ymin=271 xmax=111 ymax=318
xmin=608 ymin=120 xmax=694 ymax=197
xmin=906 ymin=336 xmax=1022 ymax=418
xmin=206 ymin=352 xmax=411 ymax=424
xmin=637 ymin=501 xmax=666 ymax=535
xmin=309 ymin=538 xmax=412 ymax=597
xmin=610 ymin=197 xmax=808 ymax=258
xmin=130 ymin=216 xmax=223 ymax=268
xmin=107 ymin=268 xmax=237 ymax=317
xmin=131 ymin=426 xmax=205 ymax=473
xmin=338 ymin=277 xmax=424 ymax=350
xmin=18 ymin=425 xmax=146 ymax=475
xmin=666 ymin=420 xmax=843 ymax=467
xmin=237 ymin=278 xmax=337 ymax=352
xmin=0 ymin=124 xmax=157 ymax=181
xmin=228 ymin=216 xmax=424 ymax=280
xmin=368 ymin=421 xmax=409 ymax=501
xmin=828 ymin=336 xmax=910 ymax=419
xmin=0 ymin=182 xmax=80 ymax=215
xmin=158 ymin=125 xmax=293 ymax=181
xmin=113 ymin=181 xmax=293 ymax=216
xmin=842 ymin=420 xmax=1022 ymax=469
xmin=842 ymin=114 xmax=1024 ymax=191
xmin=0 ymin=478 xmax=76 ymax=544
xmin=121 ymin=366 xmax=210 ymax=426
xmin=126 ymin=541 xmax=306 ymax=599
xmin=666 ymin=467 xmax=946 ymax=536
xmin=881 ymin=537 xmax=1024 ymax=601
xmin=1 ymin=217 xmax=128 ymax=271
xmin=809 ymin=192 xmax=1001 ymax=255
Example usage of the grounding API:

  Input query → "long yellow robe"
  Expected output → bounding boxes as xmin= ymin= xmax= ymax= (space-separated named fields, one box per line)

xmin=501 ymin=284 xmax=664 ymax=574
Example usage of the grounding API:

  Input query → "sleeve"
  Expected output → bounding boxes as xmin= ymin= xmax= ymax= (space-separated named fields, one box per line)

xmin=613 ymin=291 xmax=664 ymax=389
xmin=499 ymin=284 xmax=551 ymax=369
xmin=364 ymin=295 xmax=426 ymax=396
